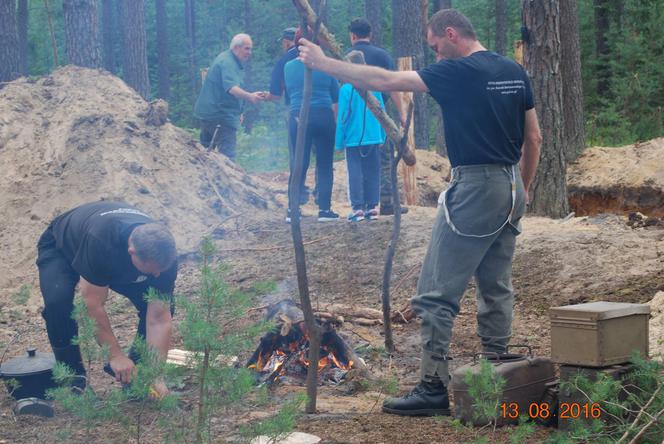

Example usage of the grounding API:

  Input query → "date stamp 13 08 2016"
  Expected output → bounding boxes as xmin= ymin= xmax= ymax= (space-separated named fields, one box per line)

xmin=500 ymin=402 xmax=602 ymax=420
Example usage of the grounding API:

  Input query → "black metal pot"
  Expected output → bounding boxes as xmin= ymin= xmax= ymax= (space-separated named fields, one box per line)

xmin=0 ymin=348 xmax=57 ymax=400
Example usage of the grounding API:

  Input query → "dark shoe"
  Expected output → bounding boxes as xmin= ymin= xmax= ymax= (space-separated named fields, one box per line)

xmin=52 ymin=345 xmax=87 ymax=391
xmin=382 ymin=380 xmax=451 ymax=416
xmin=318 ymin=209 xmax=340 ymax=222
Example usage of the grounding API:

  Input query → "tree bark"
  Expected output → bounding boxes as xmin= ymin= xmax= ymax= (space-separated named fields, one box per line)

xmin=17 ymin=0 xmax=28 ymax=75
xmin=392 ymin=0 xmax=428 ymax=150
xmin=365 ymin=0 xmax=382 ymax=47
xmin=155 ymin=0 xmax=170 ymax=101
xmin=63 ymin=0 xmax=102 ymax=68
xmin=185 ymin=0 xmax=198 ymax=98
xmin=44 ymin=0 xmax=59 ymax=67
xmin=560 ymin=0 xmax=585 ymax=162
xmin=101 ymin=0 xmax=116 ymax=73
xmin=593 ymin=0 xmax=611 ymax=97
xmin=522 ymin=0 xmax=569 ymax=218
xmin=119 ymin=0 xmax=150 ymax=99
xmin=0 ymin=0 xmax=19 ymax=82
xmin=433 ymin=0 xmax=452 ymax=10
xmin=495 ymin=0 xmax=507 ymax=55
xmin=242 ymin=0 xmax=257 ymax=133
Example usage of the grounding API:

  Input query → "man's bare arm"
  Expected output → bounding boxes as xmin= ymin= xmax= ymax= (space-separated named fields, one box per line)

xmin=80 ymin=278 xmax=135 ymax=383
xmin=228 ymin=86 xmax=265 ymax=104
xmin=146 ymin=300 xmax=172 ymax=360
xmin=298 ymin=39 xmax=428 ymax=93
xmin=519 ymin=108 xmax=542 ymax=201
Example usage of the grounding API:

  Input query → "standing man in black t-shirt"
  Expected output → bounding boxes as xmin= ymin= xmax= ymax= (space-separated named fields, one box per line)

xmin=347 ymin=18 xmax=405 ymax=216
xmin=36 ymin=201 xmax=178 ymax=398
xmin=298 ymin=9 xmax=541 ymax=416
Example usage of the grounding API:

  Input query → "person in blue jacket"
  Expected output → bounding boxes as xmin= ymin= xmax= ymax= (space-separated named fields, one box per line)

xmin=335 ymin=50 xmax=386 ymax=221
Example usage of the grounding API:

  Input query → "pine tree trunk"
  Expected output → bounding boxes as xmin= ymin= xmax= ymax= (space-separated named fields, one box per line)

xmin=242 ymin=0 xmax=256 ymax=134
xmin=593 ymin=0 xmax=611 ymax=97
xmin=119 ymin=0 xmax=150 ymax=99
xmin=155 ymin=0 xmax=170 ymax=101
xmin=17 ymin=0 xmax=28 ymax=75
xmin=185 ymin=0 xmax=197 ymax=98
xmin=365 ymin=0 xmax=382 ymax=47
xmin=101 ymin=0 xmax=116 ymax=73
xmin=63 ymin=0 xmax=102 ymax=68
xmin=433 ymin=0 xmax=452 ymax=9
xmin=0 ymin=0 xmax=19 ymax=82
xmin=560 ymin=0 xmax=585 ymax=162
xmin=495 ymin=0 xmax=507 ymax=55
xmin=522 ymin=0 xmax=569 ymax=218
xmin=432 ymin=0 xmax=449 ymax=157
xmin=392 ymin=0 xmax=428 ymax=150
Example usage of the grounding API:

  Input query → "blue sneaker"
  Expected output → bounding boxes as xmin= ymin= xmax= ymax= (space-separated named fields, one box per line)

xmin=347 ymin=210 xmax=365 ymax=222
xmin=365 ymin=208 xmax=379 ymax=220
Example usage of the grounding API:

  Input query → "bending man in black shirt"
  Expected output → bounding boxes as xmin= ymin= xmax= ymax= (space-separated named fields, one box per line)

xmin=298 ymin=9 xmax=541 ymax=416
xmin=36 ymin=201 xmax=178 ymax=398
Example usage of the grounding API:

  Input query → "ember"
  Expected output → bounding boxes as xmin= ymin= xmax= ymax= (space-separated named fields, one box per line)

xmin=247 ymin=301 xmax=357 ymax=385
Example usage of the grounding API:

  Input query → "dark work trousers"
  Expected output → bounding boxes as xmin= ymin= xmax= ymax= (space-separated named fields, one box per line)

xmin=412 ymin=164 xmax=526 ymax=384
xmin=288 ymin=107 xmax=335 ymax=211
xmin=36 ymin=228 xmax=174 ymax=355
xmin=199 ymin=120 xmax=238 ymax=160
xmin=345 ymin=144 xmax=381 ymax=211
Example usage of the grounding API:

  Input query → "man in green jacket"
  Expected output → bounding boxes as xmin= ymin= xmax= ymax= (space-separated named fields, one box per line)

xmin=194 ymin=33 xmax=266 ymax=160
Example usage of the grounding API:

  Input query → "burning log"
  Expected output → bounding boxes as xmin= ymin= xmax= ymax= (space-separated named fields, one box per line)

xmin=247 ymin=300 xmax=368 ymax=385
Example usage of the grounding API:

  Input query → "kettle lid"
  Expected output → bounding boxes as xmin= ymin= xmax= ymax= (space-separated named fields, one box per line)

xmin=0 ymin=348 xmax=55 ymax=377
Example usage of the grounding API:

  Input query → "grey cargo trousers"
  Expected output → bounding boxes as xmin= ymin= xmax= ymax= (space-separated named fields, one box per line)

xmin=412 ymin=164 xmax=527 ymax=384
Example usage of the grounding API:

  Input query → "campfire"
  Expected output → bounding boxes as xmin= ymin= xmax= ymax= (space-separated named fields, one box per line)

xmin=247 ymin=300 xmax=361 ymax=385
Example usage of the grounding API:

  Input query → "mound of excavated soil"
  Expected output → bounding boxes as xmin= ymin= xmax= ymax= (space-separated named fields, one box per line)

xmin=568 ymin=138 xmax=664 ymax=217
xmin=0 ymin=66 xmax=279 ymax=301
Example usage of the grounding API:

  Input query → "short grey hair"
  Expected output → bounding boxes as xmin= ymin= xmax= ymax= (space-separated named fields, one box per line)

xmin=129 ymin=223 xmax=177 ymax=270
xmin=230 ymin=33 xmax=251 ymax=49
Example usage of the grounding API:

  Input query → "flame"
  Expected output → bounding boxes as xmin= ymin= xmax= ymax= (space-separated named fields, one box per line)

xmin=249 ymin=331 xmax=353 ymax=382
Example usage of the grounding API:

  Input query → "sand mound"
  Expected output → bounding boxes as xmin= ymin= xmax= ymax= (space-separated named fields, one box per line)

xmin=648 ymin=291 xmax=664 ymax=360
xmin=0 ymin=66 xmax=278 ymax=300
xmin=568 ymin=138 xmax=664 ymax=216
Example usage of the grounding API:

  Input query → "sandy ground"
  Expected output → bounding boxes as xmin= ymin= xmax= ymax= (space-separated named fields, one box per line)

xmin=1 ymin=67 xmax=663 ymax=443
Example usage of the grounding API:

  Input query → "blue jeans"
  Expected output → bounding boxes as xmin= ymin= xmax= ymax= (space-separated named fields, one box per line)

xmin=412 ymin=164 xmax=526 ymax=384
xmin=345 ymin=144 xmax=380 ymax=211
xmin=288 ymin=107 xmax=335 ymax=211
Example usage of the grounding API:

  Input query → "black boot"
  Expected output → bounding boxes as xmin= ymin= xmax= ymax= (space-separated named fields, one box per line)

xmin=382 ymin=380 xmax=451 ymax=416
xmin=52 ymin=345 xmax=87 ymax=391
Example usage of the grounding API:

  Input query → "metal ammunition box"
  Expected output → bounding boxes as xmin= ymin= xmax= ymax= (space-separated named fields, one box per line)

xmin=452 ymin=349 xmax=556 ymax=426
xmin=550 ymin=301 xmax=650 ymax=367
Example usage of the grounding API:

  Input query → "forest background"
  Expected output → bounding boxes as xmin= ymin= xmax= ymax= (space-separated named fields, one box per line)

xmin=1 ymin=0 xmax=663 ymax=172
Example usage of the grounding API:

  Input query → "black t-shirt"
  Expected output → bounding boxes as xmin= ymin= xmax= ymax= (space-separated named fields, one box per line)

xmin=417 ymin=51 xmax=535 ymax=167
xmin=350 ymin=41 xmax=395 ymax=71
xmin=49 ymin=201 xmax=177 ymax=293
xmin=349 ymin=41 xmax=395 ymax=102
xmin=269 ymin=47 xmax=298 ymax=105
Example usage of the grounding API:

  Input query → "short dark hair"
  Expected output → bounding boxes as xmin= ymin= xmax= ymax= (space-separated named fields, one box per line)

xmin=427 ymin=9 xmax=477 ymax=40
xmin=349 ymin=18 xmax=371 ymax=38
xmin=130 ymin=223 xmax=177 ymax=270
